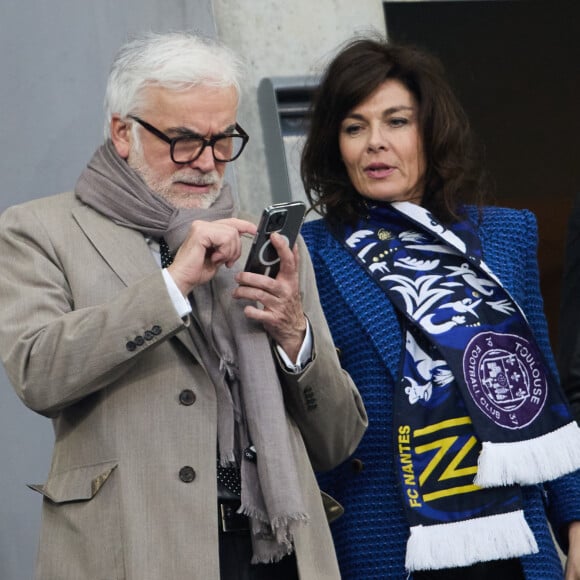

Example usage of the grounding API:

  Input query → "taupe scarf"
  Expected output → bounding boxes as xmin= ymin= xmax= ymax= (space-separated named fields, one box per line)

xmin=75 ymin=141 xmax=308 ymax=562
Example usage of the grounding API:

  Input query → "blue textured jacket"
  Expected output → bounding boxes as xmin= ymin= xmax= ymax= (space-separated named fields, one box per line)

xmin=303 ymin=207 xmax=580 ymax=580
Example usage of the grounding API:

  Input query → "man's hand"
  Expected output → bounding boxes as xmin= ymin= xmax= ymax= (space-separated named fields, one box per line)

xmin=233 ymin=232 xmax=307 ymax=361
xmin=167 ymin=218 xmax=256 ymax=296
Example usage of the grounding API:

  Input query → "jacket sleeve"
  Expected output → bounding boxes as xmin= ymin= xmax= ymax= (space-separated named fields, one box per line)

xmin=0 ymin=203 xmax=188 ymax=416
xmin=275 ymin=235 xmax=368 ymax=472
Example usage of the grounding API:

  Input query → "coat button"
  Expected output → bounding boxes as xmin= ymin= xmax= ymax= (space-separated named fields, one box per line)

xmin=179 ymin=466 xmax=196 ymax=483
xmin=134 ymin=335 xmax=145 ymax=346
xmin=151 ymin=325 xmax=162 ymax=335
xmin=351 ymin=458 xmax=364 ymax=473
xmin=144 ymin=330 xmax=154 ymax=341
xmin=179 ymin=389 xmax=196 ymax=406
xmin=126 ymin=341 xmax=136 ymax=352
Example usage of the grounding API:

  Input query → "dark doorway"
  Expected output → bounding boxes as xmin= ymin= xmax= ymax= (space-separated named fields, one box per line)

xmin=384 ymin=0 xmax=580 ymax=350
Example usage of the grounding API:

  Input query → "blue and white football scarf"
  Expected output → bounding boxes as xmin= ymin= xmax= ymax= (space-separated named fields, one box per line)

xmin=341 ymin=201 xmax=580 ymax=571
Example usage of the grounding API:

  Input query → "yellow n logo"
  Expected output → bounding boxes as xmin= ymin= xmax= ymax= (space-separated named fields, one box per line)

xmin=413 ymin=417 xmax=481 ymax=502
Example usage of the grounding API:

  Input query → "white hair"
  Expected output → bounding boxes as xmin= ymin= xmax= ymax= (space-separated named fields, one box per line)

xmin=103 ymin=31 xmax=243 ymax=138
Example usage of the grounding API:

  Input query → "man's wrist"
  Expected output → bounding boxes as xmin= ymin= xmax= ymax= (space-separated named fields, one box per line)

xmin=276 ymin=318 xmax=313 ymax=373
xmin=162 ymin=268 xmax=192 ymax=318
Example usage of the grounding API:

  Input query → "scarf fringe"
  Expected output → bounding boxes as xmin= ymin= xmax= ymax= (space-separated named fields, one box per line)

xmin=405 ymin=510 xmax=538 ymax=571
xmin=250 ymin=539 xmax=294 ymax=565
xmin=240 ymin=504 xmax=309 ymax=534
xmin=241 ymin=504 xmax=308 ymax=564
xmin=475 ymin=421 xmax=580 ymax=486
xmin=250 ymin=548 xmax=293 ymax=565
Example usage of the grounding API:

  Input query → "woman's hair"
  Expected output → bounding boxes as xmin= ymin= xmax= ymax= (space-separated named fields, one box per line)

xmin=103 ymin=31 xmax=243 ymax=139
xmin=301 ymin=36 xmax=487 ymax=227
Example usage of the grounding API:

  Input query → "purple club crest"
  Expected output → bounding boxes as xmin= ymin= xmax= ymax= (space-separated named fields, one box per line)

xmin=463 ymin=332 xmax=547 ymax=429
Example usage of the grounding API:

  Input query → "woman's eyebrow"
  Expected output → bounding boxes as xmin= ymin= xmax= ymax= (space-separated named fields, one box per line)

xmin=344 ymin=105 xmax=415 ymax=121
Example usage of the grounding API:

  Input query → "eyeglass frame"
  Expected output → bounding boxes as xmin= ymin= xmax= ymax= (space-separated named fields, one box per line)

xmin=128 ymin=115 xmax=249 ymax=164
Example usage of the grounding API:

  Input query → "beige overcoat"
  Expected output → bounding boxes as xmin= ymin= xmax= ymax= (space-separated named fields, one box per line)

xmin=0 ymin=191 xmax=368 ymax=580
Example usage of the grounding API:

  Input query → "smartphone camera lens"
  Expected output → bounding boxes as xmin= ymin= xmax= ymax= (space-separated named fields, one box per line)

xmin=266 ymin=210 xmax=287 ymax=233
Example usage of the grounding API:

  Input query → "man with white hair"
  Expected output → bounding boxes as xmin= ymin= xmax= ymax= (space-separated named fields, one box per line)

xmin=0 ymin=31 xmax=367 ymax=580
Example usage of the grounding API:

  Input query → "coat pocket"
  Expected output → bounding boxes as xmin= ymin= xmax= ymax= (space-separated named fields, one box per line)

xmin=29 ymin=460 xmax=124 ymax=580
xmin=28 ymin=459 xmax=118 ymax=503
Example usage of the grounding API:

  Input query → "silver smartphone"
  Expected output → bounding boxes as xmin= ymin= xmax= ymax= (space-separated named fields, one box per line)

xmin=244 ymin=201 xmax=306 ymax=277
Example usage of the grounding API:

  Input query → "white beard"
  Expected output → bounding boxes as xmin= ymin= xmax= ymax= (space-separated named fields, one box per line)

xmin=128 ymin=136 xmax=222 ymax=209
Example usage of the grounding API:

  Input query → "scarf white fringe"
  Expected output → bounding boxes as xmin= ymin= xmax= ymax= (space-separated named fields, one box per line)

xmin=475 ymin=421 xmax=580 ymax=487
xmin=405 ymin=510 xmax=538 ymax=571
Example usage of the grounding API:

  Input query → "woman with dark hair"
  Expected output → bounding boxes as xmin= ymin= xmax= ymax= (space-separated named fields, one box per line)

xmin=301 ymin=37 xmax=580 ymax=580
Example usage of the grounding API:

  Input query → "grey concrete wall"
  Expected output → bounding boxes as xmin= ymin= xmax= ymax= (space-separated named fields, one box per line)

xmin=213 ymin=0 xmax=387 ymax=215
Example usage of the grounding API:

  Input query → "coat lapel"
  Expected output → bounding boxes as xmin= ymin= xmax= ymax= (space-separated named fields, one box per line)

xmin=71 ymin=205 xmax=200 ymax=359
xmin=72 ymin=205 xmax=157 ymax=284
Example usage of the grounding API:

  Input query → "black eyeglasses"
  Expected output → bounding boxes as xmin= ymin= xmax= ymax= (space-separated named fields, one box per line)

xmin=129 ymin=115 xmax=249 ymax=164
